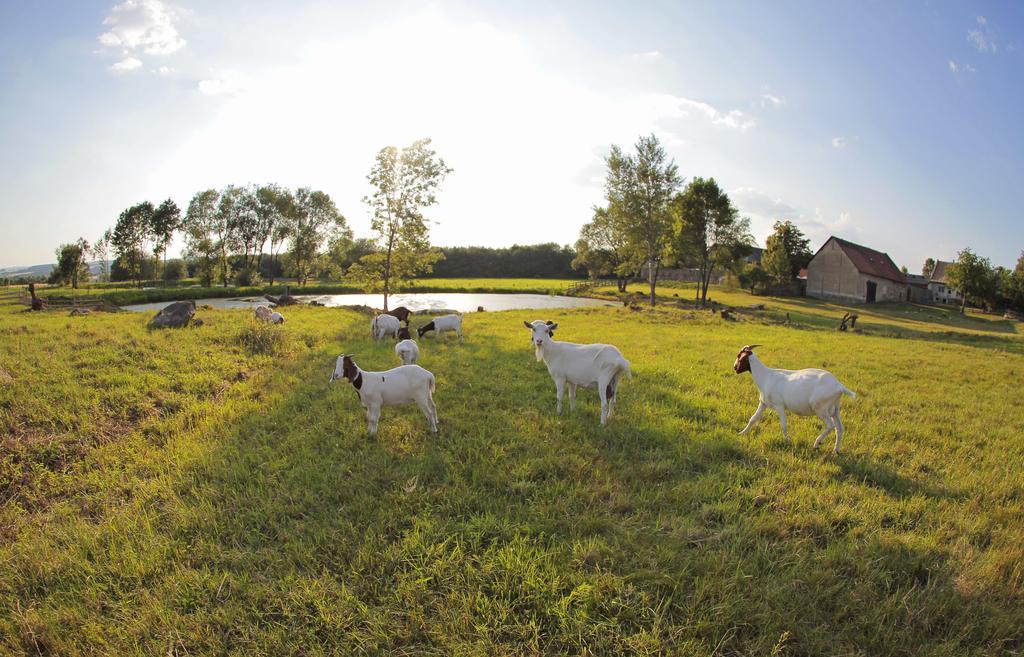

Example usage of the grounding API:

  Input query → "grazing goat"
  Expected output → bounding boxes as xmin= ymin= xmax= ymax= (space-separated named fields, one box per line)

xmin=371 ymin=313 xmax=401 ymax=340
xmin=418 ymin=314 xmax=462 ymax=340
xmin=734 ymin=345 xmax=856 ymax=453
xmin=254 ymin=306 xmax=285 ymax=324
xmin=395 ymin=339 xmax=419 ymax=365
xmin=523 ymin=319 xmax=631 ymax=426
xmin=384 ymin=306 xmax=412 ymax=325
xmin=397 ymin=327 xmax=412 ymax=340
xmin=329 ymin=354 xmax=437 ymax=435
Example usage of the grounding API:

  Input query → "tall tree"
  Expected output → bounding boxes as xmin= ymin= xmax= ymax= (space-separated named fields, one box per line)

xmin=183 ymin=189 xmax=221 ymax=287
xmin=348 ymin=138 xmax=452 ymax=310
xmin=572 ymin=206 xmax=635 ymax=292
xmin=766 ymin=220 xmax=812 ymax=278
xmin=947 ymin=247 xmax=997 ymax=312
xmin=51 ymin=238 xmax=90 ymax=288
xmin=1010 ymin=251 xmax=1024 ymax=311
xmin=149 ymin=198 xmax=181 ymax=283
xmin=213 ymin=186 xmax=245 ymax=286
xmin=265 ymin=188 xmax=294 ymax=285
xmin=604 ymin=134 xmax=682 ymax=306
xmin=762 ymin=237 xmax=793 ymax=285
xmin=91 ymin=229 xmax=112 ymax=282
xmin=287 ymin=188 xmax=349 ymax=285
xmin=111 ymin=202 xmax=154 ymax=287
xmin=923 ymin=257 xmax=936 ymax=278
xmin=252 ymin=184 xmax=287 ymax=274
xmin=671 ymin=177 xmax=752 ymax=305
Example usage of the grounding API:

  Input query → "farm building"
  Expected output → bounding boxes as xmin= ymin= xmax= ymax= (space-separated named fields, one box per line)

xmin=928 ymin=260 xmax=963 ymax=305
xmin=904 ymin=273 xmax=932 ymax=303
xmin=806 ymin=236 xmax=909 ymax=303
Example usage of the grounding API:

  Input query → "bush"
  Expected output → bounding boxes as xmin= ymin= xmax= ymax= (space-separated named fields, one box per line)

xmin=233 ymin=267 xmax=263 ymax=287
xmin=237 ymin=320 xmax=292 ymax=356
xmin=164 ymin=259 xmax=187 ymax=281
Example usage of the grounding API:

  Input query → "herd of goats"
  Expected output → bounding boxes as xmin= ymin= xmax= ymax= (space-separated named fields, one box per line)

xmin=257 ymin=304 xmax=858 ymax=453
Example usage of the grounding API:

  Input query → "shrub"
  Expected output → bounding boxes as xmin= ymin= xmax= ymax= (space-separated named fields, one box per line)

xmin=237 ymin=320 xmax=291 ymax=356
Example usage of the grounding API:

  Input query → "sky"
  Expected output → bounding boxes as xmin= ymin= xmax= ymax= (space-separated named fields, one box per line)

xmin=1 ymin=0 xmax=1022 ymax=271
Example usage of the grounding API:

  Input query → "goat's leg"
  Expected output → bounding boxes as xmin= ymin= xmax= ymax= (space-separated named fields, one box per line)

xmin=555 ymin=378 xmax=565 ymax=415
xmin=417 ymin=395 xmax=437 ymax=433
xmin=567 ymin=382 xmax=577 ymax=412
xmin=738 ymin=400 xmax=766 ymax=435
xmin=367 ymin=405 xmax=381 ymax=436
xmin=427 ymin=393 xmax=438 ymax=428
xmin=832 ymin=406 xmax=844 ymax=454
xmin=598 ymin=378 xmax=609 ymax=426
xmin=776 ymin=408 xmax=791 ymax=444
xmin=812 ymin=412 xmax=835 ymax=450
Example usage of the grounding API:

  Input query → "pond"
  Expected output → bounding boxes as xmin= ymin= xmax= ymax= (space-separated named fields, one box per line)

xmin=122 ymin=293 xmax=616 ymax=314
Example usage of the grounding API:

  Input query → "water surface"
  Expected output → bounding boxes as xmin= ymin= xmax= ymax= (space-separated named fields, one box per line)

xmin=123 ymin=292 xmax=615 ymax=314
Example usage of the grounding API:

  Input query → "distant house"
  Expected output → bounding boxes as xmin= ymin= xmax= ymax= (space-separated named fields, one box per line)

xmin=928 ymin=260 xmax=963 ymax=305
xmin=743 ymin=247 xmax=764 ymax=265
xmin=904 ymin=273 xmax=932 ymax=304
xmin=806 ymin=236 xmax=909 ymax=303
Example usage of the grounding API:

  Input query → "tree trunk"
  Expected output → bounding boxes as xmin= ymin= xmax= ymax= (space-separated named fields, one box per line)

xmin=648 ymin=256 xmax=658 ymax=307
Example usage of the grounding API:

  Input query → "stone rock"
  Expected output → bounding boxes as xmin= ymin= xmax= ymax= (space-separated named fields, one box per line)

xmin=149 ymin=300 xmax=196 ymax=329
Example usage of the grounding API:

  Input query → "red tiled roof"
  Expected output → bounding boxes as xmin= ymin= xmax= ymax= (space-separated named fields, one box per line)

xmin=930 ymin=260 xmax=954 ymax=284
xmin=825 ymin=237 xmax=907 ymax=283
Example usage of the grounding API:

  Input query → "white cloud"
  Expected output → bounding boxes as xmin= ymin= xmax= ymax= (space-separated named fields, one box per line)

xmin=197 ymin=70 xmax=251 ymax=96
xmin=155 ymin=65 xmax=173 ymax=75
xmin=831 ymin=136 xmax=847 ymax=149
xmin=730 ymin=188 xmax=859 ymax=248
xmin=760 ymin=92 xmax=784 ymax=108
xmin=98 ymin=0 xmax=186 ymax=57
xmin=968 ymin=15 xmax=996 ymax=52
xmin=948 ymin=60 xmax=976 ymax=74
xmin=629 ymin=50 xmax=663 ymax=60
xmin=677 ymin=97 xmax=755 ymax=131
xmin=110 ymin=56 xmax=142 ymax=72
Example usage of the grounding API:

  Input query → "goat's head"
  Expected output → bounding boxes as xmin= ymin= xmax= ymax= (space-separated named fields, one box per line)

xmin=329 ymin=354 xmax=358 ymax=383
xmin=523 ymin=320 xmax=557 ymax=347
xmin=733 ymin=344 xmax=760 ymax=374
xmin=417 ymin=321 xmax=435 ymax=338
xmin=397 ymin=327 xmax=411 ymax=340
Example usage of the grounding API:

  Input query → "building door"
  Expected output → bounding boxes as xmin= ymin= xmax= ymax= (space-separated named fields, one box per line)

xmin=866 ymin=280 xmax=877 ymax=303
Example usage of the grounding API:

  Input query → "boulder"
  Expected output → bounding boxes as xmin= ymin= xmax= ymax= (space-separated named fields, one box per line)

xmin=149 ymin=300 xmax=196 ymax=329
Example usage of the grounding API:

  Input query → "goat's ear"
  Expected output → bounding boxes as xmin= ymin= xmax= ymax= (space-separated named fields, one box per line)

xmin=545 ymin=320 xmax=555 ymax=325
xmin=547 ymin=322 xmax=558 ymax=331
xmin=523 ymin=320 xmax=533 ymax=329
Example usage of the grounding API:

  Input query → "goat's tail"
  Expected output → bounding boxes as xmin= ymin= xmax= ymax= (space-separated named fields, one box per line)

xmin=622 ymin=359 xmax=633 ymax=380
xmin=841 ymin=385 xmax=856 ymax=399
xmin=429 ymin=373 xmax=436 ymax=394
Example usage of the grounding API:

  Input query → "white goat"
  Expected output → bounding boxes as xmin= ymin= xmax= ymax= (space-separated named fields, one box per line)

xmin=371 ymin=313 xmax=401 ymax=340
xmin=524 ymin=319 xmax=631 ymax=426
xmin=254 ymin=306 xmax=286 ymax=324
xmin=329 ymin=354 xmax=437 ymax=435
xmin=734 ymin=345 xmax=856 ymax=453
xmin=418 ymin=314 xmax=462 ymax=340
xmin=395 ymin=339 xmax=419 ymax=365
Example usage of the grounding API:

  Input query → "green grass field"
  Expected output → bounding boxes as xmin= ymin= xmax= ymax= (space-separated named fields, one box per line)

xmin=0 ymin=286 xmax=1022 ymax=655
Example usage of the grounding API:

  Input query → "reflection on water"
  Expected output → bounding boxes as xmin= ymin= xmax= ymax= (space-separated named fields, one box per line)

xmin=123 ymin=292 xmax=615 ymax=314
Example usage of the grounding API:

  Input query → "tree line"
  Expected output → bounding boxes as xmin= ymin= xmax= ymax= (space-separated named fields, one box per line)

xmin=572 ymin=134 xmax=815 ymax=305
xmin=930 ymin=249 xmax=1024 ymax=314
xmin=50 ymin=139 xmax=451 ymax=310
